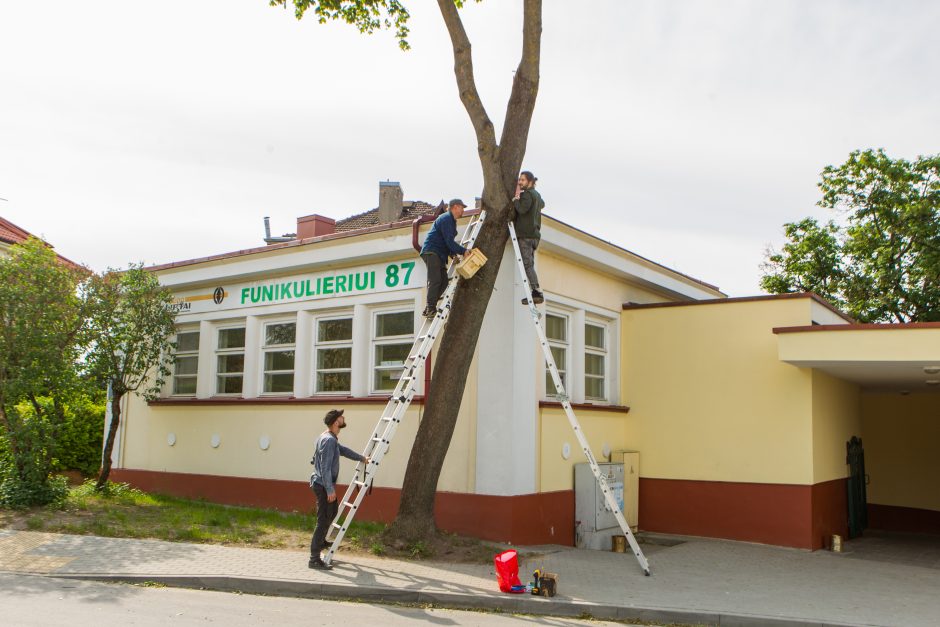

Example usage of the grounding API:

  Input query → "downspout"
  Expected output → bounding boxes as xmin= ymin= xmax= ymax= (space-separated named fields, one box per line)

xmin=412 ymin=213 xmax=437 ymax=252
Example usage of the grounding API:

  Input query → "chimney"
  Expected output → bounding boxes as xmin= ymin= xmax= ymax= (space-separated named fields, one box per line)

xmin=297 ymin=214 xmax=336 ymax=239
xmin=378 ymin=181 xmax=403 ymax=224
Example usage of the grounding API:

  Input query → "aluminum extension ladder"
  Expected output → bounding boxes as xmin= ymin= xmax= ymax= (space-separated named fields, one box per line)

xmin=508 ymin=222 xmax=651 ymax=576
xmin=322 ymin=209 xmax=487 ymax=565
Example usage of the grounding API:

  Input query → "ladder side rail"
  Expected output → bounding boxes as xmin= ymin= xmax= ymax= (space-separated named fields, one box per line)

xmin=508 ymin=223 xmax=650 ymax=575
xmin=324 ymin=213 xmax=487 ymax=563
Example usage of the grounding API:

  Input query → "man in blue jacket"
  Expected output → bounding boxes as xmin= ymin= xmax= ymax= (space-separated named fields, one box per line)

xmin=309 ymin=408 xmax=369 ymax=569
xmin=420 ymin=198 xmax=469 ymax=318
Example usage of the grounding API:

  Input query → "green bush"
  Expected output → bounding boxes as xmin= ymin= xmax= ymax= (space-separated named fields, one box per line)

xmin=12 ymin=395 xmax=104 ymax=477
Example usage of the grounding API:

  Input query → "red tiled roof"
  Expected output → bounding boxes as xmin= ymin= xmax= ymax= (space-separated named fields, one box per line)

xmin=0 ymin=216 xmax=32 ymax=246
xmin=335 ymin=200 xmax=443 ymax=232
xmin=0 ymin=216 xmax=79 ymax=267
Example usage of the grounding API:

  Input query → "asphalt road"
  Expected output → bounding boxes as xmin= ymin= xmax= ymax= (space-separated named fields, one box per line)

xmin=0 ymin=573 xmax=630 ymax=626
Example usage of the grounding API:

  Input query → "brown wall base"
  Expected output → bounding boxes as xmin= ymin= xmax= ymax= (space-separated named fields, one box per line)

xmin=638 ymin=477 xmax=848 ymax=550
xmin=112 ymin=469 xmax=854 ymax=550
xmin=868 ymin=504 xmax=940 ymax=534
xmin=111 ymin=468 xmax=574 ymax=546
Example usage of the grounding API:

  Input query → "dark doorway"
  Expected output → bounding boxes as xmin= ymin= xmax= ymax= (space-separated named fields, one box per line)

xmin=847 ymin=436 xmax=868 ymax=538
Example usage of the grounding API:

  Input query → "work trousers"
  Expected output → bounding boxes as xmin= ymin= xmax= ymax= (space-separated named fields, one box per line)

xmin=422 ymin=253 xmax=448 ymax=310
xmin=310 ymin=482 xmax=338 ymax=558
xmin=518 ymin=238 xmax=540 ymax=291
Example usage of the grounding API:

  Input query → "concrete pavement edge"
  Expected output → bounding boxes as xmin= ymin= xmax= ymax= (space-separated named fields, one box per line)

xmin=49 ymin=572 xmax=856 ymax=627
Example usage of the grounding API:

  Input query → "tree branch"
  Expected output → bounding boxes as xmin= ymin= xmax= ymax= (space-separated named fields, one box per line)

xmin=498 ymin=0 xmax=542 ymax=188
xmin=436 ymin=0 xmax=500 ymax=180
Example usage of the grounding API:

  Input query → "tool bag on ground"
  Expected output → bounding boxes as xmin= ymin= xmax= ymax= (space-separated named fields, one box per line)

xmin=494 ymin=549 xmax=525 ymax=593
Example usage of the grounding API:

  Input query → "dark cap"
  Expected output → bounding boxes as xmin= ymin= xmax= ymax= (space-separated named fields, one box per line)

xmin=448 ymin=198 xmax=467 ymax=209
xmin=324 ymin=408 xmax=344 ymax=426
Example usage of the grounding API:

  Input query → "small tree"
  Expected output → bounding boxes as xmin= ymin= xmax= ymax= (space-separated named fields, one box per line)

xmin=85 ymin=265 xmax=176 ymax=490
xmin=762 ymin=149 xmax=940 ymax=323
xmin=0 ymin=238 xmax=89 ymax=506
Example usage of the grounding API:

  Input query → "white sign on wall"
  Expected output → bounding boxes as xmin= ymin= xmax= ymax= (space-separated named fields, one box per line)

xmin=170 ymin=260 xmax=423 ymax=314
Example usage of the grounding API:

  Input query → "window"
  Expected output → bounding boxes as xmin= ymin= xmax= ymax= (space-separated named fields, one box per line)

xmin=172 ymin=330 xmax=199 ymax=395
xmin=262 ymin=321 xmax=296 ymax=394
xmin=372 ymin=310 xmax=414 ymax=392
xmin=545 ymin=313 xmax=568 ymax=397
xmin=584 ymin=322 xmax=607 ymax=401
xmin=315 ymin=316 xmax=353 ymax=394
xmin=216 ymin=326 xmax=245 ymax=395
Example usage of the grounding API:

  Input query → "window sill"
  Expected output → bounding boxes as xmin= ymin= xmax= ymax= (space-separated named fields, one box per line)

xmin=538 ymin=401 xmax=630 ymax=413
xmin=150 ymin=395 xmax=425 ymax=406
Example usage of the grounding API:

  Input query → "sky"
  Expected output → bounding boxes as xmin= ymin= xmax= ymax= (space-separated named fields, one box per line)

xmin=1 ymin=1 xmax=938 ymax=296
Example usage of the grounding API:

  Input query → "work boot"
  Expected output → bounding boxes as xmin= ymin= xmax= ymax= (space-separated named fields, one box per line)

xmin=422 ymin=306 xmax=437 ymax=319
xmin=308 ymin=556 xmax=333 ymax=570
xmin=521 ymin=290 xmax=544 ymax=306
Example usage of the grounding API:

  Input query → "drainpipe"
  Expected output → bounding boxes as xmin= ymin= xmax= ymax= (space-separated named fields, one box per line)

xmin=412 ymin=213 xmax=437 ymax=252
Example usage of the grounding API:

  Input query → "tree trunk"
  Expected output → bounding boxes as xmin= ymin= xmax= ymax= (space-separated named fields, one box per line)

xmin=387 ymin=0 xmax=542 ymax=542
xmin=96 ymin=390 xmax=122 ymax=490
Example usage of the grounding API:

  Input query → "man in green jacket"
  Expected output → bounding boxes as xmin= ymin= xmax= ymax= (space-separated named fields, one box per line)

xmin=512 ymin=170 xmax=545 ymax=304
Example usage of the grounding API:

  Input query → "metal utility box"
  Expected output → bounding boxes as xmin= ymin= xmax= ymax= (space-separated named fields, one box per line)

xmin=575 ymin=462 xmax=626 ymax=550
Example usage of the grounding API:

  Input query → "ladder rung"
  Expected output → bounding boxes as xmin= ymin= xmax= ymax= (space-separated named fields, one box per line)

xmin=353 ymin=480 xmax=368 ymax=488
xmin=330 ymin=522 xmax=342 ymax=530
xmin=341 ymin=501 xmax=356 ymax=510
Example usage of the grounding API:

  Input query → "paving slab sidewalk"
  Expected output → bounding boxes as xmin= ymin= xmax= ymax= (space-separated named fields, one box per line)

xmin=1 ymin=529 xmax=938 ymax=626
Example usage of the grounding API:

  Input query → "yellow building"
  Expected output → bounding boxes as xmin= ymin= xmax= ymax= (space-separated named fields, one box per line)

xmin=111 ymin=184 xmax=940 ymax=549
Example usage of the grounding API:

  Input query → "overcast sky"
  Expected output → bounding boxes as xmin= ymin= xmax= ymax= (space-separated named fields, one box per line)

xmin=1 ymin=1 xmax=938 ymax=296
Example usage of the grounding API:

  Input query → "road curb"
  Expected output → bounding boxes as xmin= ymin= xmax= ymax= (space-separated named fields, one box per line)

xmin=52 ymin=572 xmax=856 ymax=627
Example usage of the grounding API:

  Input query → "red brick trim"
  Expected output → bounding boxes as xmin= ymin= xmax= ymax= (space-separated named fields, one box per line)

xmin=774 ymin=322 xmax=940 ymax=333
xmin=622 ymin=292 xmax=854 ymax=323
xmin=639 ymin=477 xmax=847 ymax=550
xmin=149 ymin=396 xmax=425 ymax=407
xmin=868 ymin=503 xmax=940 ymax=534
xmin=538 ymin=401 xmax=630 ymax=414
xmin=110 ymin=469 xmax=573 ymax=546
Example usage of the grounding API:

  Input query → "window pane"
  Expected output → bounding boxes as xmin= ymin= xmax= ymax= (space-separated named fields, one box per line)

xmin=217 ymin=375 xmax=243 ymax=394
xmin=173 ymin=376 xmax=196 ymax=395
xmin=264 ymin=373 xmax=294 ymax=393
xmin=317 ymin=372 xmax=351 ymax=393
xmin=585 ymin=353 xmax=605 ymax=376
xmin=546 ymin=314 xmax=567 ymax=342
xmin=375 ymin=343 xmax=409 ymax=367
xmin=174 ymin=355 xmax=198 ymax=375
xmin=585 ymin=376 xmax=605 ymax=400
xmin=218 ymin=327 xmax=246 ymax=349
xmin=217 ymin=354 xmax=244 ymax=374
xmin=176 ymin=331 xmax=200 ymax=352
xmin=549 ymin=346 xmax=566 ymax=370
xmin=375 ymin=311 xmax=413 ymax=337
xmin=374 ymin=367 xmax=405 ymax=390
xmin=264 ymin=350 xmax=295 ymax=371
xmin=585 ymin=324 xmax=605 ymax=350
xmin=318 ymin=347 xmax=351 ymax=370
xmin=266 ymin=322 xmax=296 ymax=346
xmin=319 ymin=318 xmax=352 ymax=342
xmin=546 ymin=370 xmax=567 ymax=396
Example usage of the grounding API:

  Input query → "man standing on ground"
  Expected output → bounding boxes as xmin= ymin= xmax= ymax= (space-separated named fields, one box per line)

xmin=512 ymin=171 xmax=545 ymax=305
xmin=309 ymin=408 xmax=369 ymax=569
xmin=420 ymin=198 xmax=469 ymax=319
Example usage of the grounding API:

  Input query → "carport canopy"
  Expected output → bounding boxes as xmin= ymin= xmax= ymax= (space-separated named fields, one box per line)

xmin=774 ymin=323 xmax=940 ymax=391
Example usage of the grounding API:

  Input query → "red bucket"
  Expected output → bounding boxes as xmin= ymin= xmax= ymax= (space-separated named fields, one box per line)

xmin=494 ymin=549 xmax=524 ymax=593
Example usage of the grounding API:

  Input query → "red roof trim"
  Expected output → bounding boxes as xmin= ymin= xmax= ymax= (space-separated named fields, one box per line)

xmin=773 ymin=322 xmax=940 ymax=334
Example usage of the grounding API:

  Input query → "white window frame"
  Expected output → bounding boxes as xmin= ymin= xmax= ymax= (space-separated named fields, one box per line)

xmin=261 ymin=319 xmax=296 ymax=396
xmin=313 ymin=313 xmax=354 ymax=395
xmin=584 ymin=319 xmax=609 ymax=402
xmin=215 ymin=324 xmax=247 ymax=396
xmin=370 ymin=308 xmax=415 ymax=394
xmin=171 ymin=327 xmax=200 ymax=396
xmin=544 ymin=310 xmax=570 ymax=399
